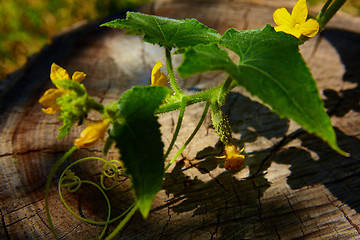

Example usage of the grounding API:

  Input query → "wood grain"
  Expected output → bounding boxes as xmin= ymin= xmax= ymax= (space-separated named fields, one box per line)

xmin=1 ymin=0 xmax=360 ymax=239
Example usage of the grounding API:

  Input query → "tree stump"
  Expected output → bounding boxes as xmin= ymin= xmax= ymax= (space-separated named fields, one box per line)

xmin=1 ymin=0 xmax=360 ymax=239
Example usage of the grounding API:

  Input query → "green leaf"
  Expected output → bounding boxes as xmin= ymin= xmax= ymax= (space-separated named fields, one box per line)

xmin=178 ymin=43 xmax=238 ymax=77
xmin=101 ymin=11 xmax=220 ymax=49
xmin=108 ymin=86 xmax=172 ymax=217
xmin=178 ymin=25 xmax=347 ymax=156
xmin=103 ymin=137 xmax=114 ymax=155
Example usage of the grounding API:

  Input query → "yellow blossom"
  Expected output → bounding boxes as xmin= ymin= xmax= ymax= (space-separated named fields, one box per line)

xmin=39 ymin=63 xmax=86 ymax=114
xmin=151 ymin=61 xmax=167 ymax=87
xmin=74 ymin=119 xmax=110 ymax=149
xmin=273 ymin=0 xmax=319 ymax=38
xmin=217 ymin=144 xmax=245 ymax=170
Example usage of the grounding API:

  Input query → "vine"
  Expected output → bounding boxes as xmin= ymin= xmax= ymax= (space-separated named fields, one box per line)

xmin=41 ymin=0 xmax=349 ymax=239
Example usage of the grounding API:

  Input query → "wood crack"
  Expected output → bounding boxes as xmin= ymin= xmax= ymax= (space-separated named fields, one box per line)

xmin=338 ymin=204 xmax=360 ymax=235
xmin=58 ymin=223 xmax=82 ymax=240
xmin=324 ymin=193 xmax=360 ymax=236
xmin=35 ymin=210 xmax=50 ymax=231
xmin=157 ymin=206 xmax=171 ymax=239
xmin=6 ymin=199 xmax=43 ymax=215
xmin=210 ymin=214 xmax=220 ymax=240
xmin=5 ymin=213 xmax=36 ymax=228
xmin=0 ymin=207 xmax=11 ymax=240
xmin=0 ymin=148 xmax=68 ymax=158
xmin=274 ymin=225 xmax=281 ymax=240
xmin=284 ymin=194 xmax=306 ymax=237
xmin=252 ymin=128 xmax=306 ymax=176
xmin=1 ymin=0 xmax=359 ymax=238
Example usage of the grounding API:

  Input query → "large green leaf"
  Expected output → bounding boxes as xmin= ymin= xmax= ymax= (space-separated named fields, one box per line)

xmin=178 ymin=43 xmax=238 ymax=77
xmin=178 ymin=25 xmax=347 ymax=156
xmin=108 ymin=86 xmax=172 ymax=217
xmin=101 ymin=11 xmax=220 ymax=49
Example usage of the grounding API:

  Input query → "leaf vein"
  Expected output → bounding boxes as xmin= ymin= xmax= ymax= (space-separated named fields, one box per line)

xmin=241 ymin=34 xmax=256 ymax=63
xmin=240 ymin=63 xmax=316 ymax=128
xmin=153 ymin=18 xmax=168 ymax=46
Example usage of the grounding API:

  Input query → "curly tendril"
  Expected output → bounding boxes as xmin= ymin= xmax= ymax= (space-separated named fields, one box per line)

xmin=61 ymin=170 xmax=82 ymax=193
xmin=101 ymin=159 xmax=125 ymax=190
xmin=45 ymin=154 xmax=134 ymax=240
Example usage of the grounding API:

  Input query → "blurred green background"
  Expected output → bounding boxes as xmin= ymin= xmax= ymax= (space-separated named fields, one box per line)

xmin=0 ymin=0 xmax=359 ymax=81
xmin=0 ymin=0 xmax=151 ymax=81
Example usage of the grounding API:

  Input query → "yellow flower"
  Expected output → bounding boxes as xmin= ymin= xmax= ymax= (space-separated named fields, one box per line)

xmin=151 ymin=61 xmax=167 ymax=87
xmin=74 ymin=119 xmax=110 ymax=149
xmin=217 ymin=144 xmax=245 ymax=170
xmin=39 ymin=63 xmax=86 ymax=114
xmin=273 ymin=0 xmax=319 ymax=38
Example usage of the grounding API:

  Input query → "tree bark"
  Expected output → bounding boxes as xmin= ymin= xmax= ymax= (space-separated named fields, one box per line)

xmin=1 ymin=0 xmax=360 ymax=239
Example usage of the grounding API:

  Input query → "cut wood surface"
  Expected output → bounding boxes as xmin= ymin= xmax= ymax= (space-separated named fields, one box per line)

xmin=1 ymin=0 xmax=360 ymax=239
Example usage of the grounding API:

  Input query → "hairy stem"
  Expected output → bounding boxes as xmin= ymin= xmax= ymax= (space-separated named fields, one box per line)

xmin=157 ymin=84 xmax=222 ymax=114
xmin=218 ymin=76 xmax=234 ymax=106
xmin=165 ymin=47 xmax=183 ymax=95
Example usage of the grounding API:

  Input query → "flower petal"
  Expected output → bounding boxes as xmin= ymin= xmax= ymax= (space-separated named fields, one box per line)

xmin=292 ymin=0 xmax=308 ymax=24
xmin=74 ymin=119 xmax=110 ymax=148
xmin=221 ymin=144 xmax=245 ymax=170
xmin=300 ymin=18 xmax=319 ymax=37
xmin=50 ymin=63 xmax=71 ymax=83
xmin=72 ymin=71 xmax=86 ymax=83
xmin=39 ymin=88 xmax=67 ymax=114
xmin=274 ymin=25 xmax=302 ymax=38
xmin=273 ymin=8 xmax=292 ymax=27
xmin=151 ymin=61 xmax=168 ymax=87
xmin=42 ymin=107 xmax=59 ymax=115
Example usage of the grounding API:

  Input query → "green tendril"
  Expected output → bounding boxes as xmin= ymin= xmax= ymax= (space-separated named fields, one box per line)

xmin=101 ymin=159 xmax=125 ymax=190
xmin=45 ymin=146 xmax=77 ymax=240
xmin=61 ymin=170 xmax=82 ymax=193
xmin=43 ymin=7 xmax=348 ymax=239
xmin=47 ymin=153 xmax=135 ymax=240
xmin=58 ymin=156 xmax=132 ymax=222
xmin=59 ymin=178 xmax=112 ymax=239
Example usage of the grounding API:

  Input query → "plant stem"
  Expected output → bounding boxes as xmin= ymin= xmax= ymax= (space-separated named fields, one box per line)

xmin=317 ymin=0 xmax=333 ymax=21
xmin=157 ymin=84 xmax=220 ymax=114
xmin=88 ymin=97 xmax=104 ymax=113
xmin=45 ymin=146 xmax=77 ymax=240
xmin=164 ymin=101 xmax=210 ymax=171
xmin=218 ymin=76 xmax=233 ymax=106
xmin=317 ymin=0 xmax=346 ymax=31
xmin=105 ymin=203 xmax=139 ymax=240
xmin=164 ymin=96 xmax=187 ymax=160
xmin=165 ymin=47 xmax=183 ymax=95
